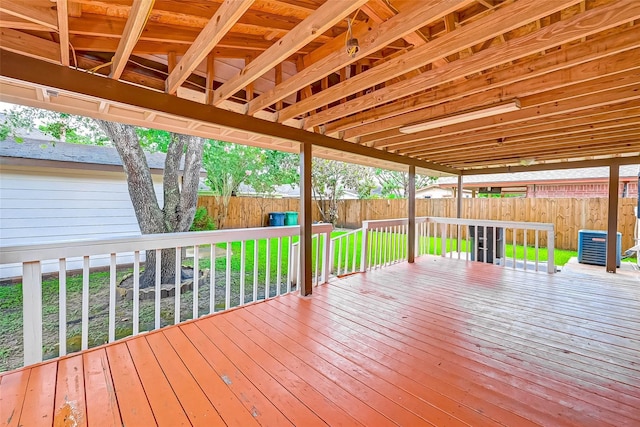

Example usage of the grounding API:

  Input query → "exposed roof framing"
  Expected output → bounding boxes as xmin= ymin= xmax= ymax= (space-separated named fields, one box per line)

xmin=0 ymin=0 xmax=638 ymax=174
xmin=110 ymin=0 xmax=155 ymax=79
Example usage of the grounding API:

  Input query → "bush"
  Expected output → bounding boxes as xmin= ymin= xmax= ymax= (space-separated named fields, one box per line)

xmin=190 ymin=207 xmax=215 ymax=231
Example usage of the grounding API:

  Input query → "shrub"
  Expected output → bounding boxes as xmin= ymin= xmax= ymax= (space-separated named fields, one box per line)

xmin=190 ymin=207 xmax=215 ymax=231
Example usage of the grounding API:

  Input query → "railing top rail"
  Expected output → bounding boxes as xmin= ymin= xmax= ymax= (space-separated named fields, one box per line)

xmin=363 ymin=217 xmax=427 ymax=228
xmin=422 ymin=216 xmax=554 ymax=231
xmin=330 ymin=228 xmax=362 ymax=241
xmin=0 ymin=223 xmax=334 ymax=264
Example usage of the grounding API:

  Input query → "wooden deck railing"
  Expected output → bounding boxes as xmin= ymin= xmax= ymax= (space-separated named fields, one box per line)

xmin=360 ymin=217 xmax=555 ymax=274
xmin=0 ymin=224 xmax=333 ymax=367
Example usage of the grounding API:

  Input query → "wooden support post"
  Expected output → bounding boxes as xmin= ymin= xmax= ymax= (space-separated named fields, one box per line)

xmin=606 ymin=164 xmax=620 ymax=273
xmin=408 ymin=165 xmax=416 ymax=263
xmin=300 ymin=142 xmax=313 ymax=295
xmin=457 ymin=175 xmax=463 ymax=219
xmin=23 ymin=261 xmax=43 ymax=365
xmin=206 ymin=52 xmax=215 ymax=105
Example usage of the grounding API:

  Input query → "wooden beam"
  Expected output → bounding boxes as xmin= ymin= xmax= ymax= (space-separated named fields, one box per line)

xmin=0 ymin=2 xmax=57 ymax=30
xmin=0 ymin=28 xmax=60 ymax=63
xmin=299 ymin=142 xmax=312 ymax=296
xmin=303 ymin=0 xmax=640 ymax=130
xmin=248 ymin=0 xmax=472 ymax=116
xmin=385 ymin=99 xmax=640 ymax=151
xmin=213 ymin=0 xmax=366 ymax=107
xmin=421 ymin=131 xmax=640 ymax=163
xmin=110 ymin=0 xmax=155 ymax=79
xmin=461 ymin=156 xmax=640 ymax=175
xmin=0 ymin=49 xmax=458 ymax=175
xmin=343 ymin=47 xmax=640 ymax=139
xmin=361 ymin=0 xmax=432 ymax=52
xmin=278 ymin=0 xmax=578 ymax=123
xmin=408 ymin=165 xmax=416 ymax=264
xmin=206 ymin=52 xmax=215 ymax=105
xmin=607 ymin=163 xmax=621 ymax=273
xmin=167 ymin=51 xmax=177 ymax=73
xmin=401 ymin=114 xmax=640 ymax=156
xmin=165 ymin=0 xmax=253 ymax=94
xmin=0 ymin=15 xmax=50 ymax=31
xmin=274 ymin=63 xmax=283 ymax=111
xmin=365 ymin=85 xmax=640 ymax=148
xmin=321 ymin=26 xmax=640 ymax=134
xmin=56 ymin=0 xmax=70 ymax=66
xmin=456 ymin=175 xmax=463 ymax=219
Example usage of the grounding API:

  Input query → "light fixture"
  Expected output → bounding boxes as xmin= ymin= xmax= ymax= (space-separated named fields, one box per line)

xmin=399 ymin=99 xmax=521 ymax=134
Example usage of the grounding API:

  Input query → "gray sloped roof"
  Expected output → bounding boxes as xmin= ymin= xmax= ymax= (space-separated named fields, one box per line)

xmin=436 ymin=165 xmax=640 ymax=187
xmin=0 ymin=137 xmax=169 ymax=170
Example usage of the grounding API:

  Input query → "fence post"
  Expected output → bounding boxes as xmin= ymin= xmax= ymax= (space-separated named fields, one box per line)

xmin=547 ymin=226 xmax=556 ymax=274
xmin=322 ymin=228 xmax=332 ymax=283
xmin=360 ymin=221 xmax=369 ymax=272
xmin=23 ymin=261 xmax=43 ymax=366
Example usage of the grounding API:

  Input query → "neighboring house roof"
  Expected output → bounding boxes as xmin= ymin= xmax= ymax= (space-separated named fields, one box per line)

xmin=433 ymin=165 xmax=640 ymax=188
xmin=0 ymin=137 xmax=199 ymax=175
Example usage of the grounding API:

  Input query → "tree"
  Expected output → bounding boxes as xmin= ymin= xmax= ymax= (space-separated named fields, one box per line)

xmin=311 ymin=159 xmax=374 ymax=225
xmin=1 ymin=106 xmax=204 ymax=287
xmin=375 ymin=169 xmax=434 ymax=198
xmin=202 ymin=141 xmax=298 ymax=229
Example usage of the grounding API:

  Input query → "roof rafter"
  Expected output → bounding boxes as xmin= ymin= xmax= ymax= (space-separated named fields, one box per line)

xmin=0 ymin=28 xmax=60 ymax=63
xmin=322 ymin=25 xmax=640 ymax=135
xmin=366 ymin=86 xmax=640 ymax=147
xmin=247 ymin=0 xmax=472 ymax=116
xmin=110 ymin=0 xmax=156 ymax=80
xmin=345 ymin=48 xmax=640 ymax=139
xmin=0 ymin=49 xmax=459 ymax=176
xmin=0 ymin=1 xmax=57 ymax=30
xmin=399 ymin=107 xmax=640 ymax=155
xmin=278 ymin=0 xmax=578 ymax=123
xmin=406 ymin=118 xmax=640 ymax=158
xmin=303 ymin=0 xmax=640 ymax=130
xmin=56 ymin=0 xmax=70 ymax=66
xmin=165 ymin=0 xmax=254 ymax=95
xmin=212 ymin=0 xmax=367 ymax=107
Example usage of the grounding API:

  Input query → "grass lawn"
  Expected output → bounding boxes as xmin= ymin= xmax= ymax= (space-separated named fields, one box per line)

xmin=0 ymin=229 xmax=580 ymax=372
xmin=332 ymin=230 xmax=578 ymax=270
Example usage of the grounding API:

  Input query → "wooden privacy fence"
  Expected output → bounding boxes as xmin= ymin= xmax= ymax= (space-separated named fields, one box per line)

xmin=198 ymin=196 xmax=638 ymax=252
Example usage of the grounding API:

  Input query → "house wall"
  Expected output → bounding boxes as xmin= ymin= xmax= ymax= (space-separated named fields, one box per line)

xmin=527 ymin=181 xmax=638 ymax=198
xmin=415 ymin=187 xmax=453 ymax=199
xmin=0 ymin=164 xmax=163 ymax=279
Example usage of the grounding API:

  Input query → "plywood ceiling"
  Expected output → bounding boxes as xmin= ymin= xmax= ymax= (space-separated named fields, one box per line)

xmin=0 ymin=0 xmax=638 ymax=175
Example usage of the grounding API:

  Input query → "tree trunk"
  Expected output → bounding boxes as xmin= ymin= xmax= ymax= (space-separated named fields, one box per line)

xmin=95 ymin=120 xmax=205 ymax=287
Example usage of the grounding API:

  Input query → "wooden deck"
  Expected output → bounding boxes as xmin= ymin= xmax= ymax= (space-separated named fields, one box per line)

xmin=2 ymin=257 xmax=639 ymax=426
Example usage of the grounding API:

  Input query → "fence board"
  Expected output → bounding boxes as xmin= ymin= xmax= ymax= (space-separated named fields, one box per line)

xmin=198 ymin=196 xmax=638 ymax=252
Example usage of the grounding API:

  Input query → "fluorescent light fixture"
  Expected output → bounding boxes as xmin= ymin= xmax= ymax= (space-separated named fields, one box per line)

xmin=399 ymin=99 xmax=521 ymax=134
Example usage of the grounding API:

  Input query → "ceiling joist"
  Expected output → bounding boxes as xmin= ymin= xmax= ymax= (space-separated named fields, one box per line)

xmin=212 ymin=0 xmax=368 ymax=107
xmin=110 ymin=0 xmax=156 ymax=80
xmin=0 ymin=0 xmax=638 ymax=173
xmin=165 ymin=0 xmax=254 ymax=95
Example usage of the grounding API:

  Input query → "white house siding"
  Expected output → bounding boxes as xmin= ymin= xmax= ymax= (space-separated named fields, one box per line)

xmin=0 ymin=165 xmax=164 ymax=279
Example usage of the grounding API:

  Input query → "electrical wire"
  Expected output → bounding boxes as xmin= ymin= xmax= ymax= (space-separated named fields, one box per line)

xmin=345 ymin=8 xmax=361 ymax=57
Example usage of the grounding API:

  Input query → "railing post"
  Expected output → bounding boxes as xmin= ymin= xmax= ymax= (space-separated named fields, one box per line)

xmin=547 ymin=226 xmax=556 ymax=274
xmin=440 ymin=223 xmax=447 ymax=257
xmin=23 ymin=261 xmax=43 ymax=366
xmin=360 ymin=221 xmax=369 ymax=272
xmin=322 ymin=228 xmax=331 ymax=284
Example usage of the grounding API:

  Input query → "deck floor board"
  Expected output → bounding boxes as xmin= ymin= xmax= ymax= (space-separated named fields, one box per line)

xmin=1 ymin=256 xmax=639 ymax=426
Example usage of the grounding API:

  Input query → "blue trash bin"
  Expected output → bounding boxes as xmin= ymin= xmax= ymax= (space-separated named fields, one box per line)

xmin=268 ymin=212 xmax=285 ymax=226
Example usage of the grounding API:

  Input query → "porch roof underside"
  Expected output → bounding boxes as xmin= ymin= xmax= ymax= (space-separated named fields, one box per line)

xmin=0 ymin=0 xmax=638 ymax=176
xmin=1 ymin=257 xmax=639 ymax=426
